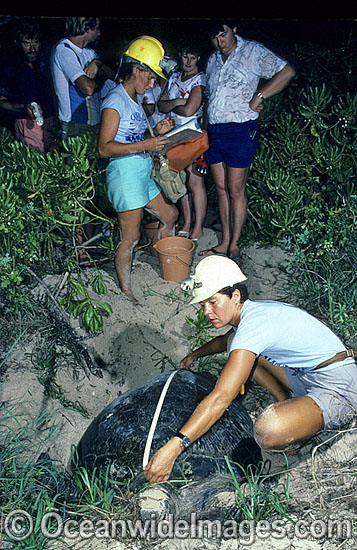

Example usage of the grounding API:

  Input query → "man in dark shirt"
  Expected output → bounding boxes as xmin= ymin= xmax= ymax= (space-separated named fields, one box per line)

xmin=0 ymin=18 xmax=57 ymax=152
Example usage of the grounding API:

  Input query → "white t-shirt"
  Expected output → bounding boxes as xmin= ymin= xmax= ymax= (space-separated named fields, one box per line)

xmin=101 ymin=83 xmax=150 ymax=160
xmin=229 ymin=300 xmax=351 ymax=372
xmin=166 ymin=71 xmax=206 ymax=126
xmin=51 ymin=38 xmax=101 ymax=125
xmin=206 ymin=35 xmax=287 ymax=124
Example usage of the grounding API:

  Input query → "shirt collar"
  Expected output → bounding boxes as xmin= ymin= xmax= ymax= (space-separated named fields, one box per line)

xmin=215 ymin=34 xmax=241 ymax=64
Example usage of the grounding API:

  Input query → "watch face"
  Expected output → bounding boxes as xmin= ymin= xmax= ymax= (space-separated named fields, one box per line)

xmin=181 ymin=436 xmax=190 ymax=448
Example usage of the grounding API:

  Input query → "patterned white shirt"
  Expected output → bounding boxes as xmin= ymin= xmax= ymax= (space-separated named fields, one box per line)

xmin=205 ymin=35 xmax=287 ymax=124
xmin=166 ymin=71 xmax=206 ymax=126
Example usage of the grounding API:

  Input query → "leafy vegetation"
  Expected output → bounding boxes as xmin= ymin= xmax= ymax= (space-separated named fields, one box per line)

xmin=0 ymin=130 xmax=115 ymax=336
xmin=242 ymin=44 xmax=356 ymax=344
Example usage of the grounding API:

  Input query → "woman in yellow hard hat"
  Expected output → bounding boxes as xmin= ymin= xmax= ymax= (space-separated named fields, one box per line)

xmin=98 ymin=36 xmax=178 ymax=303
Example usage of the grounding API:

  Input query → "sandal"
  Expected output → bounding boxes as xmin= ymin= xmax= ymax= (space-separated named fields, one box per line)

xmin=228 ymin=250 xmax=243 ymax=266
xmin=198 ymin=247 xmax=227 ymax=257
xmin=177 ymin=230 xmax=190 ymax=238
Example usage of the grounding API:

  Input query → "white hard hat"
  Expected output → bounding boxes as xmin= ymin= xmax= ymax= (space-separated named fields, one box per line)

xmin=181 ymin=256 xmax=247 ymax=305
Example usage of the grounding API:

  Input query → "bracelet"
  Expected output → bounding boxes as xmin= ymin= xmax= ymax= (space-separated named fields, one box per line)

xmin=256 ymin=91 xmax=265 ymax=101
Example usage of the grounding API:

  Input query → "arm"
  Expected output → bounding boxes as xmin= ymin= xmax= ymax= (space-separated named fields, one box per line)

xmin=97 ymin=107 xmax=170 ymax=158
xmin=158 ymin=90 xmax=186 ymax=114
xmin=54 ymin=46 xmax=112 ymax=97
xmin=172 ymin=85 xmax=205 ymax=118
xmin=158 ymin=85 xmax=205 ymax=118
xmin=74 ymin=74 xmax=97 ymax=96
xmin=249 ymin=64 xmax=296 ymax=112
xmin=202 ymin=96 xmax=209 ymax=129
xmin=142 ymin=101 xmax=155 ymax=118
xmin=84 ymin=59 xmax=116 ymax=81
xmin=0 ymin=96 xmax=26 ymax=115
xmin=144 ymin=348 xmax=256 ymax=483
xmin=180 ymin=328 xmax=234 ymax=369
xmin=0 ymin=96 xmax=41 ymax=119
xmin=75 ymin=59 xmax=111 ymax=95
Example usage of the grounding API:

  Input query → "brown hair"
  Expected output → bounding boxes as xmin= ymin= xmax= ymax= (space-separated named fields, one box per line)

xmin=219 ymin=283 xmax=249 ymax=302
xmin=65 ymin=17 xmax=98 ymax=37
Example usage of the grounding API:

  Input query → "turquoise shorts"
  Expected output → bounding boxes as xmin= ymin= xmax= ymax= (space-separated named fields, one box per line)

xmin=106 ymin=156 xmax=161 ymax=212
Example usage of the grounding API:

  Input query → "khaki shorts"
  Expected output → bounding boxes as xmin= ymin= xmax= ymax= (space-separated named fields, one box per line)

xmin=286 ymin=362 xmax=357 ymax=429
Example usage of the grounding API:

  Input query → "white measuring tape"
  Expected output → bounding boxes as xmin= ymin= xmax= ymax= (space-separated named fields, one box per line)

xmin=142 ymin=370 xmax=179 ymax=468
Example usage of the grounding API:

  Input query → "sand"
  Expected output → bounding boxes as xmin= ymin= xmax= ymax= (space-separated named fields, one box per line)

xmin=1 ymin=225 xmax=356 ymax=550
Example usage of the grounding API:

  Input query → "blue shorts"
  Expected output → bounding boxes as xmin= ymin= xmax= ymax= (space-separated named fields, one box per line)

xmin=205 ymin=121 xmax=259 ymax=168
xmin=106 ymin=156 xmax=161 ymax=212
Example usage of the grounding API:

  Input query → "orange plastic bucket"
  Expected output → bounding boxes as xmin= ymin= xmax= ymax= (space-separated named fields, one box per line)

xmin=153 ymin=236 xmax=195 ymax=282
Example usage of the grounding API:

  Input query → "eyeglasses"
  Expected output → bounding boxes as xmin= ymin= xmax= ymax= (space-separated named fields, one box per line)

xmin=21 ymin=40 xmax=40 ymax=48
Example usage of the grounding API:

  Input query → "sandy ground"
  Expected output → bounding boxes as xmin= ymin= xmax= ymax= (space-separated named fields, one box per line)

xmin=1 ymin=223 xmax=356 ymax=550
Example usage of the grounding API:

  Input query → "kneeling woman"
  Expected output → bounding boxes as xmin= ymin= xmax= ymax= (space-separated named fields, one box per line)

xmin=144 ymin=256 xmax=356 ymax=483
xmin=98 ymin=36 xmax=178 ymax=303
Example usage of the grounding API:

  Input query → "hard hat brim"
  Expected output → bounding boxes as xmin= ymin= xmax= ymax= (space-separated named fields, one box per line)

xmin=150 ymin=66 xmax=167 ymax=80
xmin=187 ymin=256 xmax=248 ymax=305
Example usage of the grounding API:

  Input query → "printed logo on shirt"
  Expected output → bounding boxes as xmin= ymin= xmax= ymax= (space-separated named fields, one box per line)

xmin=125 ymin=133 xmax=145 ymax=143
xmin=131 ymin=111 xmax=145 ymax=122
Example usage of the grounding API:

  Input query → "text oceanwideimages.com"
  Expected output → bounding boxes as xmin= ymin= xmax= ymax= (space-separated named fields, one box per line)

xmin=1 ymin=510 xmax=355 ymax=545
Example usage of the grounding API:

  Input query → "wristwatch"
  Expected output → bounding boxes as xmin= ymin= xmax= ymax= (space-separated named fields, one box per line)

xmin=175 ymin=431 xmax=191 ymax=449
xmin=256 ymin=91 xmax=265 ymax=101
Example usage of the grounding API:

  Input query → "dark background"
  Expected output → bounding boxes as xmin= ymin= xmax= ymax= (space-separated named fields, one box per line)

xmin=0 ymin=16 xmax=356 ymax=71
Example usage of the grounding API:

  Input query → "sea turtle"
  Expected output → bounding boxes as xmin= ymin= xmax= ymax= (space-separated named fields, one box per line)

xmin=76 ymin=369 xmax=262 ymax=520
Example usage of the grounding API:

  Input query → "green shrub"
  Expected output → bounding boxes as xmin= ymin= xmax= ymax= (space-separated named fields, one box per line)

xmin=243 ymin=42 xmax=356 ymax=342
xmin=0 ymin=131 xmax=114 ymax=334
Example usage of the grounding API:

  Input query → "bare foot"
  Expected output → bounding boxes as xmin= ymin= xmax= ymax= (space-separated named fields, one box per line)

xmin=189 ymin=231 xmax=203 ymax=241
xmin=198 ymin=246 xmax=227 ymax=257
xmin=228 ymin=249 xmax=243 ymax=266
xmin=228 ymin=247 xmax=241 ymax=259
xmin=122 ymin=288 xmax=139 ymax=305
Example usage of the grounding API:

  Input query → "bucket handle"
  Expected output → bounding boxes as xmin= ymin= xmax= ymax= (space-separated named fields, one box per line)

xmin=172 ymin=255 xmax=191 ymax=268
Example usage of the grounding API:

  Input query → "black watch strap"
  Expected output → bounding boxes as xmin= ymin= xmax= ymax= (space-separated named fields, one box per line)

xmin=174 ymin=431 xmax=191 ymax=448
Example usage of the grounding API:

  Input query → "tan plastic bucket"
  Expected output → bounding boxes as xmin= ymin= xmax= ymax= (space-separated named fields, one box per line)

xmin=153 ymin=236 xmax=195 ymax=282
xmin=144 ymin=221 xmax=160 ymax=257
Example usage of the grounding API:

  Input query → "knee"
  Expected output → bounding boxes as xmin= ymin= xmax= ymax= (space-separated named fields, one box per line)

xmin=215 ymin=182 xmax=227 ymax=196
xmin=254 ymin=404 xmax=286 ymax=450
xmin=117 ymin=230 xmax=140 ymax=250
xmin=229 ymin=184 xmax=247 ymax=201
xmin=164 ymin=204 xmax=178 ymax=226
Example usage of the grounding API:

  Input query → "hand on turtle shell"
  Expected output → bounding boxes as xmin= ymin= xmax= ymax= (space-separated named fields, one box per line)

xmin=143 ymin=438 xmax=182 ymax=483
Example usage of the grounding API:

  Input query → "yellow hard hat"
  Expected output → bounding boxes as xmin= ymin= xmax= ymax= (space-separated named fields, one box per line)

xmin=124 ymin=35 xmax=167 ymax=79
